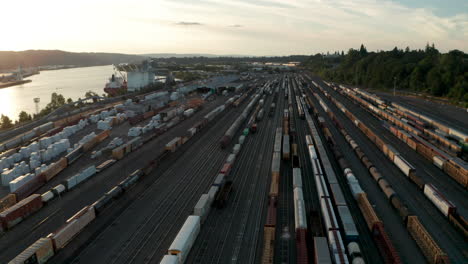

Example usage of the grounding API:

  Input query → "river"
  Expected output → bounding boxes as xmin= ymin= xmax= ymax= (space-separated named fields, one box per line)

xmin=0 ymin=65 xmax=114 ymax=121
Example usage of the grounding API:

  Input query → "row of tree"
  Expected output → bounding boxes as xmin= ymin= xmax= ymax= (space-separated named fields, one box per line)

xmin=0 ymin=91 xmax=102 ymax=130
xmin=301 ymin=44 xmax=468 ymax=105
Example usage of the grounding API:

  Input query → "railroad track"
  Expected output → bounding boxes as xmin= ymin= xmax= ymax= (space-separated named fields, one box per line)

xmin=300 ymin=81 xmax=385 ymax=263
xmin=188 ymin=91 xmax=279 ymax=264
xmin=312 ymin=79 xmax=468 ymax=263
xmin=275 ymin=78 xmax=295 ymax=264
xmin=114 ymin=107 xmax=248 ymax=264
xmin=319 ymin=81 xmax=468 ymax=216
xmin=67 ymin=105 xmax=242 ymax=264
xmin=232 ymin=109 xmax=277 ymax=264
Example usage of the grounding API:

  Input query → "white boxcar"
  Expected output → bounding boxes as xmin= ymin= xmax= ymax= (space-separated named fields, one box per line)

xmin=293 ymin=168 xmax=302 ymax=188
xmin=393 ymin=154 xmax=414 ymax=177
xmin=432 ymin=156 xmax=445 ymax=169
xmin=233 ymin=144 xmax=241 ymax=154
xmin=293 ymin=187 xmax=304 ymax=201
xmin=168 ymin=215 xmax=201 ymax=263
xmin=226 ymin=154 xmax=236 ymax=164
xmin=328 ymin=230 xmax=349 ymax=264
xmin=194 ymin=194 xmax=210 ymax=222
xmin=207 ymin=186 xmax=219 ymax=205
xmin=294 ymin=199 xmax=307 ymax=229
xmin=160 ymin=255 xmax=178 ymax=264
xmin=423 ymin=184 xmax=456 ymax=217
xmin=320 ymin=197 xmax=339 ymax=231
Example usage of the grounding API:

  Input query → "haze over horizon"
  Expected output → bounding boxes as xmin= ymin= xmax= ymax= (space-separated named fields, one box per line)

xmin=0 ymin=0 xmax=467 ymax=55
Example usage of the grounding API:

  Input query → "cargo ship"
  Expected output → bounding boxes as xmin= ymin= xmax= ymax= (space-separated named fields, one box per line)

xmin=104 ymin=62 xmax=155 ymax=96
xmin=104 ymin=74 xmax=127 ymax=97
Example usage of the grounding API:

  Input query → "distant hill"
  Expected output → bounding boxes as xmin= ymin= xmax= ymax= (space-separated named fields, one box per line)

xmin=0 ymin=50 xmax=144 ymax=71
xmin=141 ymin=53 xmax=251 ymax=58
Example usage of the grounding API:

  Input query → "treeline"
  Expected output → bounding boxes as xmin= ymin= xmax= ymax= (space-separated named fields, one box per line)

xmin=0 ymin=50 xmax=143 ymax=71
xmin=302 ymin=44 xmax=468 ymax=104
xmin=0 ymin=91 xmax=101 ymax=130
xmin=152 ymin=55 xmax=309 ymax=65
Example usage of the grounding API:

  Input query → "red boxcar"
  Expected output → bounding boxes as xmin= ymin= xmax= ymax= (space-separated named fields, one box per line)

xmin=0 ymin=194 xmax=43 ymax=230
xmin=265 ymin=196 xmax=277 ymax=227
xmin=13 ymin=173 xmax=46 ymax=201
xmin=220 ymin=163 xmax=232 ymax=175
xmin=296 ymin=228 xmax=309 ymax=264
xmin=372 ymin=222 xmax=402 ymax=264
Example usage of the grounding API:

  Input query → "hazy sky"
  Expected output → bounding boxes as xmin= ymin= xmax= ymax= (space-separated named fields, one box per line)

xmin=1 ymin=0 xmax=467 ymax=55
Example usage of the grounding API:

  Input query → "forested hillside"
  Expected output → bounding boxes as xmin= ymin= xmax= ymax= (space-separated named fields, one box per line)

xmin=0 ymin=50 xmax=143 ymax=71
xmin=302 ymin=44 xmax=468 ymax=104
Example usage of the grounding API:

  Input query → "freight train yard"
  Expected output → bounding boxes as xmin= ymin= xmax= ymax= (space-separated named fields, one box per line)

xmin=0 ymin=73 xmax=466 ymax=264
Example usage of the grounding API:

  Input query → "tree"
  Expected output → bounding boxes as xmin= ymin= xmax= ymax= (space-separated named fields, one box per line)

xmin=18 ymin=111 xmax=32 ymax=123
xmin=48 ymin=92 xmax=66 ymax=108
xmin=1 ymin=115 xmax=13 ymax=129
xmin=85 ymin=91 xmax=98 ymax=98
xmin=301 ymin=44 xmax=468 ymax=103
xmin=359 ymin=44 xmax=368 ymax=57
xmin=67 ymin=98 xmax=73 ymax=104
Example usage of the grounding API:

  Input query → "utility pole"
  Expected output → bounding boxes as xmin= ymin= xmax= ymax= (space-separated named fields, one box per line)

xmin=393 ymin=77 xmax=397 ymax=96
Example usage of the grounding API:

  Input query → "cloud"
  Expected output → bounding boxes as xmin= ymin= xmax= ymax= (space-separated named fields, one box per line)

xmin=229 ymin=24 xmax=243 ymax=27
xmin=174 ymin=21 xmax=203 ymax=26
xmin=234 ymin=0 xmax=296 ymax=9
